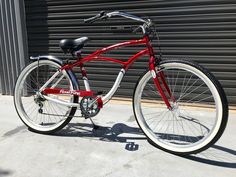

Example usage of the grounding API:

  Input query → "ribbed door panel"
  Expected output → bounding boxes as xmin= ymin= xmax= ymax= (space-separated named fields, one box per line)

xmin=25 ymin=0 xmax=236 ymax=105
xmin=0 ymin=0 xmax=28 ymax=95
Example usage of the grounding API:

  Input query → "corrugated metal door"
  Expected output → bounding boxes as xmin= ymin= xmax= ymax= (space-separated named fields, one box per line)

xmin=0 ymin=0 xmax=28 ymax=95
xmin=24 ymin=0 xmax=236 ymax=105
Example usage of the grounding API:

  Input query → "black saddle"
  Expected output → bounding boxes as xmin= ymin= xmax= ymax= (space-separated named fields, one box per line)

xmin=59 ymin=37 xmax=89 ymax=54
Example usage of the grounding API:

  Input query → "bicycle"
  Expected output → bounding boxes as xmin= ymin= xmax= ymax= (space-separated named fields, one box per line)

xmin=14 ymin=11 xmax=228 ymax=155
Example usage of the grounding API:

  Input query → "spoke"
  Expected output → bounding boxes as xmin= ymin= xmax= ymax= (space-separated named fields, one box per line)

xmin=24 ymin=102 xmax=37 ymax=115
xmin=171 ymin=70 xmax=175 ymax=94
xmin=177 ymin=78 xmax=200 ymax=102
xmin=48 ymin=101 xmax=59 ymax=123
xmin=23 ymin=81 xmax=36 ymax=91
xmin=142 ymin=106 xmax=166 ymax=109
xmin=176 ymin=109 xmax=187 ymax=142
xmin=180 ymin=108 xmax=213 ymax=129
xmin=146 ymin=109 xmax=169 ymax=125
xmin=147 ymin=83 xmax=159 ymax=96
xmin=171 ymin=111 xmax=184 ymax=142
xmin=26 ymin=104 xmax=38 ymax=118
xmin=179 ymin=73 xmax=194 ymax=99
xmin=50 ymin=100 xmax=67 ymax=122
xmin=22 ymin=99 xmax=35 ymax=105
xmin=186 ymin=93 xmax=213 ymax=104
xmin=44 ymin=104 xmax=52 ymax=124
xmin=166 ymin=71 xmax=172 ymax=93
xmin=143 ymin=89 xmax=156 ymax=98
xmin=51 ymin=101 xmax=68 ymax=117
xmin=179 ymin=72 xmax=187 ymax=99
xmin=157 ymin=111 xmax=171 ymax=140
xmin=180 ymin=109 xmax=205 ymax=138
xmin=178 ymin=82 xmax=205 ymax=102
xmin=151 ymin=110 xmax=170 ymax=131
xmin=144 ymin=110 xmax=168 ymax=117
xmin=172 ymin=70 xmax=180 ymax=96
xmin=33 ymin=108 xmax=40 ymax=123
xmin=29 ymin=74 xmax=38 ymax=85
xmin=50 ymin=101 xmax=63 ymax=119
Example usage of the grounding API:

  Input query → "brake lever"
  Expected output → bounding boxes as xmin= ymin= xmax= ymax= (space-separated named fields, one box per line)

xmin=132 ymin=25 xmax=142 ymax=33
xmin=99 ymin=11 xmax=105 ymax=17
xmin=101 ymin=15 xmax=108 ymax=20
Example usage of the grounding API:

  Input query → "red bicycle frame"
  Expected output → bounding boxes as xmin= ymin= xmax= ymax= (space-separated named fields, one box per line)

xmin=60 ymin=36 xmax=150 ymax=71
xmin=44 ymin=35 xmax=173 ymax=109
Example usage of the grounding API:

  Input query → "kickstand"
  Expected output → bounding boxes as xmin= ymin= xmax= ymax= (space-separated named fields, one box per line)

xmin=89 ymin=118 xmax=99 ymax=129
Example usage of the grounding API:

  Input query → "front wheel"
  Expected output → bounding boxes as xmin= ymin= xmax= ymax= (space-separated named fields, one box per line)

xmin=133 ymin=59 xmax=228 ymax=155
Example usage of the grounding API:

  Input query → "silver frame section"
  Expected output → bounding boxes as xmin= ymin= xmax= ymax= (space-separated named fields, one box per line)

xmin=40 ymin=69 xmax=125 ymax=107
xmin=39 ymin=71 xmax=60 ymax=92
xmin=43 ymin=95 xmax=80 ymax=107
xmin=102 ymin=69 xmax=125 ymax=103
xmin=83 ymin=77 xmax=91 ymax=91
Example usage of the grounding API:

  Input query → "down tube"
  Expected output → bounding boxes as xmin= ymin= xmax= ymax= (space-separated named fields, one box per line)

xmin=102 ymin=69 xmax=125 ymax=104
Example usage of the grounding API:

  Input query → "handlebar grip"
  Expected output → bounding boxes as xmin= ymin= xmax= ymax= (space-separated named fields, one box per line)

xmin=84 ymin=11 xmax=106 ymax=23
xmin=132 ymin=25 xmax=143 ymax=34
xmin=84 ymin=16 xmax=97 ymax=23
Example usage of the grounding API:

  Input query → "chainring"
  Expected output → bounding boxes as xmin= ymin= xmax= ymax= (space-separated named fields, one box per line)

xmin=80 ymin=96 xmax=100 ymax=118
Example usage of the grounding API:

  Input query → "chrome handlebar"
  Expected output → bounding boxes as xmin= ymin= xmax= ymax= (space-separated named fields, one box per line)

xmin=106 ymin=11 xmax=148 ymax=24
xmin=84 ymin=11 xmax=153 ymax=34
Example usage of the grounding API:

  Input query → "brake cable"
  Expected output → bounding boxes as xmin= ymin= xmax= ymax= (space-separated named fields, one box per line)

xmin=150 ymin=23 xmax=163 ymax=62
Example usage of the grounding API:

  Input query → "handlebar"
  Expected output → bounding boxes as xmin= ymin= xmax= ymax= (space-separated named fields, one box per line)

xmin=84 ymin=11 xmax=150 ymax=24
xmin=84 ymin=11 xmax=152 ymax=34
xmin=106 ymin=11 xmax=148 ymax=24
xmin=84 ymin=11 xmax=106 ymax=23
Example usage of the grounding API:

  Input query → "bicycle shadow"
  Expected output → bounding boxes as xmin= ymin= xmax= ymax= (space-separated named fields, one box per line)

xmin=0 ymin=168 xmax=12 ymax=176
xmin=55 ymin=122 xmax=146 ymax=151
xmin=183 ymin=145 xmax=236 ymax=168
xmin=54 ymin=122 xmax=236 ymax=168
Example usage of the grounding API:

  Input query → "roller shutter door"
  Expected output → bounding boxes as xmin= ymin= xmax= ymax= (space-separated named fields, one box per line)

xmin=24 ymin=0 xmax=236 ymax=105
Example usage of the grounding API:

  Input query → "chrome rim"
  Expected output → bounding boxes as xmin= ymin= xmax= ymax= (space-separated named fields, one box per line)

xmin=14 ymin=61 xmax=75 ymax=132
xmin=134 ymin=62 xmax=222 ymax=153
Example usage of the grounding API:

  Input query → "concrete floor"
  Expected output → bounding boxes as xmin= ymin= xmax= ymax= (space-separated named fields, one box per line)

xmin=0 ymin=95 xmax=236 ymax=177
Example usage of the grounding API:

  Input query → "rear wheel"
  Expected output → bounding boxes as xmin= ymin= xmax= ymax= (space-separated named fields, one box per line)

xmin=133 ymin=59 xmax=228 ymax=154
xmin=14 ymin=60 xmax=78 ymax=134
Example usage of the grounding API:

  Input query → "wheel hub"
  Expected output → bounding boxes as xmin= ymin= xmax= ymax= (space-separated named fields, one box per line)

xmin=170 ymin=102 xmax=179 ymax=110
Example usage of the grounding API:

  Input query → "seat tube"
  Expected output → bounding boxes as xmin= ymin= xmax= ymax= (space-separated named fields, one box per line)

xmin=79 ymin=63 xmax=91 ymax=91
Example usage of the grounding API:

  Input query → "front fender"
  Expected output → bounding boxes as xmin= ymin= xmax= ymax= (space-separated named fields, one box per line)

xmin=30 ymin=55 xmax=79 ymax=90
